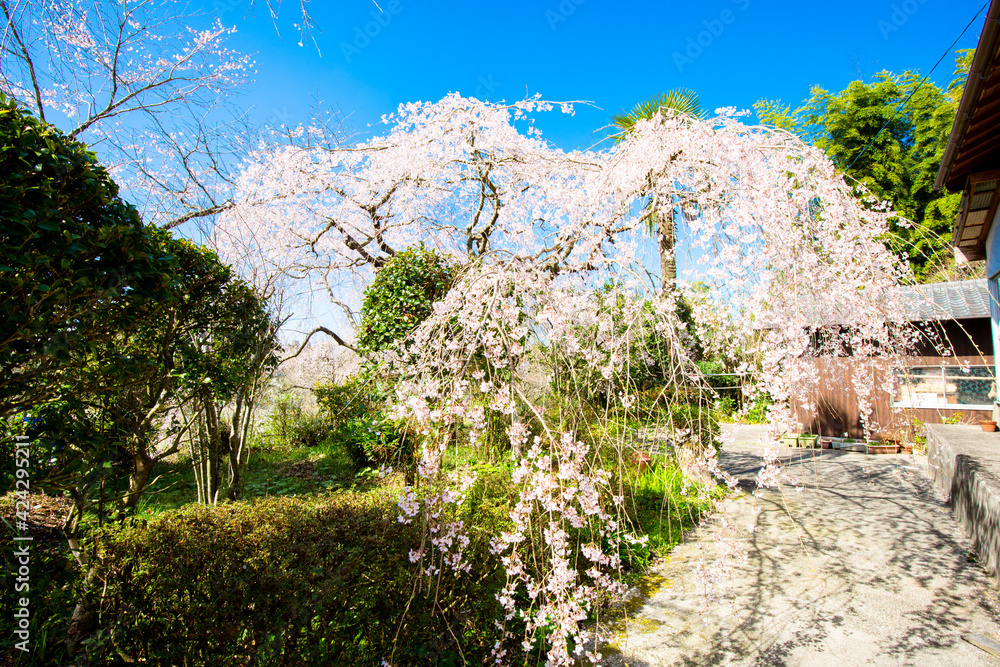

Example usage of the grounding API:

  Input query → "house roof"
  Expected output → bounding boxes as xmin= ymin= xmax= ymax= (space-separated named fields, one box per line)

xmin=935 ymin=0 xmax=1000 ymax=192
xmin=896 ymin=279 xmax=991 ymax=321
xmin=788 ymin=279 xmax=991 ymax=328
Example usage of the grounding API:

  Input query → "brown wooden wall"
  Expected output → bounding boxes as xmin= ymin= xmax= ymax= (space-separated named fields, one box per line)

xmin=790 ymin=355 xmax=994 ymax=440
xmin=912 ymin=318 xmax=993 ymax=357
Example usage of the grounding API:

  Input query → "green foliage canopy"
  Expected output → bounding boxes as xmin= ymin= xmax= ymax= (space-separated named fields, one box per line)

xmin=611 ymin=88 xmax=706 ymax=141
xmin=355 ymin=245 xmax=458 ymax=355
xmin=5 ymin=236 xmax=277 ymax=511
xmin=0 ymin=94 xmax=175 ymax=416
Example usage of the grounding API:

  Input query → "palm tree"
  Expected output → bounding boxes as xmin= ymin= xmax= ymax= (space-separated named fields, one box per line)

xmin=612 ymin=89 xmax=705 ymax=292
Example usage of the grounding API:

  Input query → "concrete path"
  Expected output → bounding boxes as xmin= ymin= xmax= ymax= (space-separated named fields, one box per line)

xmin=600 ymin=436 xmax=1000 ymax=666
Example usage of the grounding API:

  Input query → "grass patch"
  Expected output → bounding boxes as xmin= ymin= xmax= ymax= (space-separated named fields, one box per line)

xmin=134 ymin=436 xmax=360 ymax=517
xmin=624 ymin=458 xmax=718 ymax=559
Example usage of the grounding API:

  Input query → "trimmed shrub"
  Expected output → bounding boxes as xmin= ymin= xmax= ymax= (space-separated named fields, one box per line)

xmin=0 ymin=94 xmax=176 ymax=416
xmin=355 ymin=245 xmax=458 ymax=355
xmin=93 ymin=486 xmax=511 ymax=665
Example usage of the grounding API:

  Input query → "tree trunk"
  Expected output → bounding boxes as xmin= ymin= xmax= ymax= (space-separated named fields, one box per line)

xmin=658 ymin=221 xmax=676 ymax=293
xmin=64 ymin=496 xmax=99 ymax=657
xmin=204 ymin=395 xmax=221 ymax=504
xmin=66 ymin=564 xmax=101 ymax=657
xmin=122 ymin=449 xmax=154 ymax=509
xmin=227 ymin=394 xmax=252 ymax=501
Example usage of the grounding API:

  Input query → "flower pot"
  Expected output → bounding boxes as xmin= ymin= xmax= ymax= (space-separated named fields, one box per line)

xmin=798 ymin=434 xmax=819 ymax=448
xmin=981 ymin=420 xmax=997 ymax=432
xmin=900 ymin=444 xmax=913 ymax=454
xmin=838 ymin=440 xmax=866 ymax=452
xmin=781 ymin=435 xmax=799 ymax=447
xmin=866 ymin=443 xmax=899 ymax=455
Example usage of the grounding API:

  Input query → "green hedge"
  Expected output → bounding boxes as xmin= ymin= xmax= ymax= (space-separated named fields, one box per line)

xmin=355 ymin=245 xmax=458 ymax=355
xmin=315 ymin=378 xmax=412 ymax=469
xmin=93 ymin=486 xmax=511 ymax=665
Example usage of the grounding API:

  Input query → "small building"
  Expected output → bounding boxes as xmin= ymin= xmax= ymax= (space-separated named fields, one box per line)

xmin=791 ymin=280 xmax=995 ymax=439
xmin=924 ymin=2 xmax=1000 ymax=583
xmin=936 ymin=0 xmax=1000 ymax=418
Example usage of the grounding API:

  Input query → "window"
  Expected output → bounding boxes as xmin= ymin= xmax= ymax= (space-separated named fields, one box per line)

xmin=893 ymin=365 xmax=995 ymax=409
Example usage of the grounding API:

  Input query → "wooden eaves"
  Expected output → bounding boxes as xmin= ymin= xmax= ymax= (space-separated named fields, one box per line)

xmin=936 ymin=0 xmax=1000 ymax=262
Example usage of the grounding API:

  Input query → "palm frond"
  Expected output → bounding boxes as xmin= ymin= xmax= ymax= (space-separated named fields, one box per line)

xmin=612 ymin=89 xmax=705 ymax=141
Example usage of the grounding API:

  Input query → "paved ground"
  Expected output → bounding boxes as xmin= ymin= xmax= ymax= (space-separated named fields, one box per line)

xmin=599 ymin=426 xmax=1000 ymax=666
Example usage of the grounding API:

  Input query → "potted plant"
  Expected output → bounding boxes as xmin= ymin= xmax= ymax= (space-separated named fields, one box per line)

xmin=839 ymin=439 xmax=866 ymax=452
xmin=981 ymin=420 xmax=997 ymax=432
xmin=798 ymin=434 xmax=819 ymax=448
xmin=866 ymin=441 xmax=900 ymax=455
xmin=781 ymin=433 xmax=799 ymax=447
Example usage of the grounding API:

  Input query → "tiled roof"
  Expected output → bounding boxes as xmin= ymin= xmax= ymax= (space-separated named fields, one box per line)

xmin=778 ymin=279 xmax=992 ymax=328
xmin=897 ymin=279 xmax=991 ymax=322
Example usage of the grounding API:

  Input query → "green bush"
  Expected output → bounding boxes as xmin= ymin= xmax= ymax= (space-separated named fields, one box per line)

xmin=355 ymin=245 xmax=458 ymax=355
xmin=287 ymin=411 xmax=331 ymax=449
xmin=264 ymin=392 xmax=334 ymax=449
xmin=316 ymin=378 xmax=411 ymax=469
xmin=0 ymin=502 xmax=78 ymax=665
xmin=265 ymin=392 xmax=304 ymax=441
xmin=740 ymin=396 xmax=771 ymax=424
xmin=93 ymin=487 xmax=513 ymax=666
xmin=0 ymin=94 xmax=176 ymax=417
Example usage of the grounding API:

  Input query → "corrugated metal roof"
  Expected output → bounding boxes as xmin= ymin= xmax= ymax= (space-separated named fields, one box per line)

xmin=897 ymin=279 xmax=991 ymax=322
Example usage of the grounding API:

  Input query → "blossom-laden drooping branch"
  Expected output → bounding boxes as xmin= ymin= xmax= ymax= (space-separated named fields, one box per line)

xmin=220 ymin=94 xmax=923 ymax=664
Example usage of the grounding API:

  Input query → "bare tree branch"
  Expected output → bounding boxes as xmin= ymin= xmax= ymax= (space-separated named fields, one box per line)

xmin=281 ymin=326 xmax=357 ymax=363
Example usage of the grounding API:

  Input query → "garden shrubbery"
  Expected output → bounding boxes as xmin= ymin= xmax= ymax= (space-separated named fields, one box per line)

xmin=355 ymin=245 xmax=459 ymax=355
xmin=92 ymin=481 xmax=514 ymax=666
xmin=0 ymin=506 xmax=78 ymax=664
xmin=315 ymin=377 xmax=413 ymax=470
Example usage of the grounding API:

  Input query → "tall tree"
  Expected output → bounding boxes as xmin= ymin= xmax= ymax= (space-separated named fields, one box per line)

xmin=611 ymin=90 xmax=706 ymax=292
xmin=15 ymin=234 xmax=278 ymax=652
xmin=200 ymin=91 xmax=921 ymax=664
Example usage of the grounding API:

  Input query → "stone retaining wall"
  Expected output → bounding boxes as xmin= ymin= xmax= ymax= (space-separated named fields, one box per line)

xmin=926 ymin=423 xmax=1000 ymax=583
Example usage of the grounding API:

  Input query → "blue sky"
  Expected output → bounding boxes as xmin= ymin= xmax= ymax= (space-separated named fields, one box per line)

xmin=217 ymin=0 xmax=988 ymax=151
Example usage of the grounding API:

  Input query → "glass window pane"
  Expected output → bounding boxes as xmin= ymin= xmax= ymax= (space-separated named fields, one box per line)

xmin=944 ymin=365 xmax=993 ymax=378
xmin=894 ymin=368 xmax=945 ymax=407
xmin=894 ymin=365 xmax=995 ymax=407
